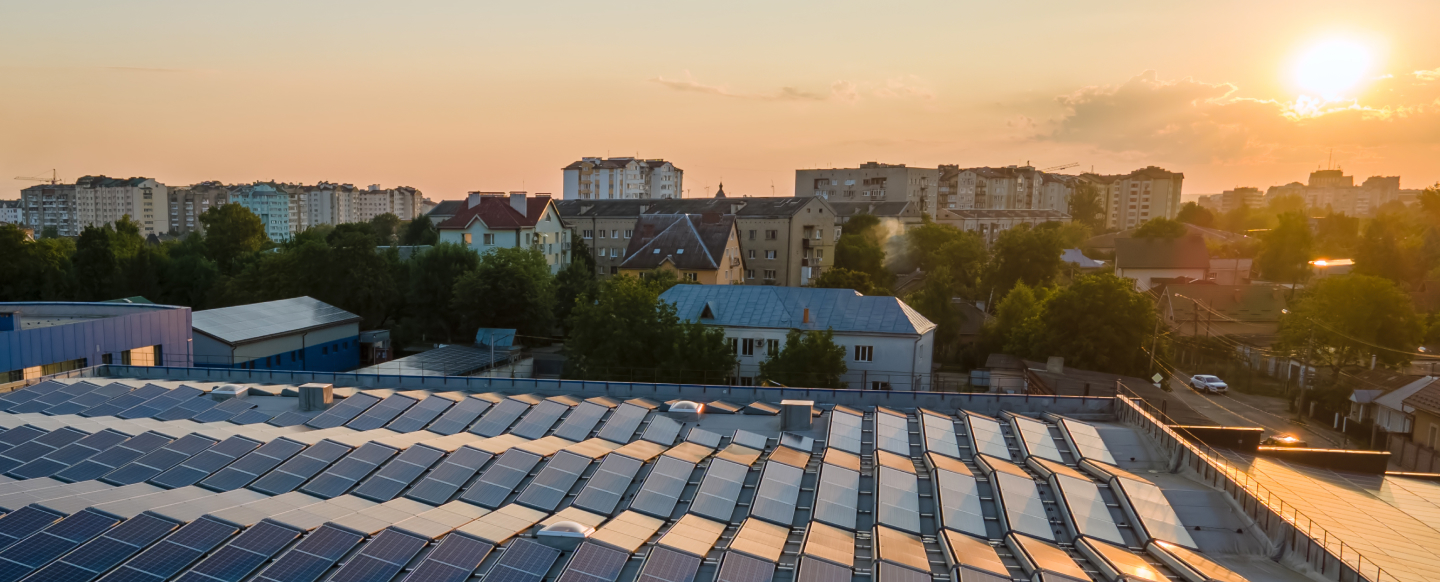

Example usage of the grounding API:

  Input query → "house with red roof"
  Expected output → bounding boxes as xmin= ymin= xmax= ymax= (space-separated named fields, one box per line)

xmin=435 ymin=192 xmax=570 ymax=274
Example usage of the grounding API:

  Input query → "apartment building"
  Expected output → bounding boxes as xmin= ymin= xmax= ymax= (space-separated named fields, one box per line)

xmin=0 ymin=200 xmax=21 ymax=225
xmin=938 ymin=165 xmax=1076 ymax=212
xmin=562 ymin=157 xmax=683 ymax=200
xmin=74 ymin=175 xmax=168 ymax=237
xmin=230 ymin=183 xmax=292 ymax=241
xmin=796 ymin=162 xmax=938 ymax=216
xmin=618 ymin=213 xmax=744 ymax=284
xmin=1217 ymin=187 xmax=1264 ymax=213
xmin=167 ymin=181 xmax=229 ymax=235
xmin=435 ymin=192 xmax=570 ymax=275
xmin=1080 ymin=166 xmax=1185 ymax=230
xmin=19 ymin=184 xmax=78 ymax=236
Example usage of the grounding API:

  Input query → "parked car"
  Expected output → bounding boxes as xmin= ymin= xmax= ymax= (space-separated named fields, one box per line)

xmin=1263 ymin=434 xmax=1309 ymax=448
xmin=1189 ymin=374 xmax=1229 ymax=394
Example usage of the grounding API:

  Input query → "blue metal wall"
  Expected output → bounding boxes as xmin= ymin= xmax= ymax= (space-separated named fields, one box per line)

xmin=193 ymin=334 xmax=360 ymax=373
xmin=0 ymin=304 xmax=193 ymax=373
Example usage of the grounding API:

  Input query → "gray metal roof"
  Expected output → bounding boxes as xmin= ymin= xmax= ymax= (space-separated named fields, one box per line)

xmin=659 ymin=285 xmax=936 ymax=336
xmin=352 ymin=344 xmax=506 ymax=377
xmin=192 ymin=296 xmax=361 ymax=345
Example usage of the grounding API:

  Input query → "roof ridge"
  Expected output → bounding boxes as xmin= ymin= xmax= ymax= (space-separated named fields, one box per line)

xmin=680 ymin=215 xmax=718 ymax=269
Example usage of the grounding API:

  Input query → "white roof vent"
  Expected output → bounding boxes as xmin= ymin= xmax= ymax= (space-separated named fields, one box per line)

xmin=669 ymin=400 xmax=703 ymax=413
xmin=538 ymin=521 xmax=594 ymax=538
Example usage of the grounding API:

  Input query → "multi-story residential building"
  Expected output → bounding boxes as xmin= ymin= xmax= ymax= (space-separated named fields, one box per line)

xmin=796 ymin=162 xmax=939 ymax=216
xmin=1264 ymin=171 xmax=1403 ymax=216
xmin=231 ymin=183 xmax=292 ymax=241
xmin=19 ymin=184 xmax=78 ymax=236
xmin=937 ymin=209 xmax=1071 ymax=245
xmin=1081 ymin=166 xmax=1185 ymax=230
xmin=562 ymin=157 xmax=683 ymax=200
xmin=323 ymin=183 xmax=425 ymax=223
xmin=938 ymin=164 xmax=1077 ymax=214
xmin=1218 ymin=187 xmax=1264 ymax=213
xmin=618 ymin=213 xmax=744 ymax=284
xmin=0 ymin=200 xmax=21 ymax=225
xmin=74 ymin=175 xmax=168 ymax=237
xmin=167 ymin=181 xmax=228 ymax=235
xmin=435 ymin=192 xmax=570 ymax=274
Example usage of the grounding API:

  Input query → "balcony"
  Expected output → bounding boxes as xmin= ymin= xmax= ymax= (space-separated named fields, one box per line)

xmin=802 ymin=239 xmax=811 ymax=249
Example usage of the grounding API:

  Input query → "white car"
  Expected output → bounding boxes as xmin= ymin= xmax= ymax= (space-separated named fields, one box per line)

xmin=1190 ymin=374 xmax=1229 ymax=394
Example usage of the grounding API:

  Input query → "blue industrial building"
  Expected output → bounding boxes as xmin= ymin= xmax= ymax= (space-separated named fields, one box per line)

xmin=192 ymin=296 xmax=362 ymax=372
xmin=1 ymin=302 xmax=193 ymax=383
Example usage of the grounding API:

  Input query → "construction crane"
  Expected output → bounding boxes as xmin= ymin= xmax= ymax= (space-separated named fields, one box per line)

xmin=1041 ymin=162 xmax=1079 ymax=172
xmin=14 ymin=169 xmax=61 ymax=185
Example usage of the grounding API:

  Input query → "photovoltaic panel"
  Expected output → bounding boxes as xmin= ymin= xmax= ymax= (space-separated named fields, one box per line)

xmin=635 ymin=546 xmax=700 ymax=582
xmin=345 ymin=394 xmax=418 ymax=431
xmin=405 ymin=446 xmax=494 ymax=506
xmin=0 ymin=427 xmax=88 ymax=473
xmin=0 ymin=381 xmax=63 ymax=411
xmin=0 ymin=506 xmax=64 ymax=552
xmin=730 ymin=430 xmax=767 ymax=452
xmin=684 ymin=428 xmax=721 ymax=449
xmin=874 ymin=411 xmax=912 ymax=456
xmin=101 ymin=433 xmax=217 ymax=486
xmin=556 ymin=541 xmax=628 ymax=582
xmin=252 ymin=524 xmax=364 ymax=582
xmin=551 ymin=402 xmax=607 ymax=442
xmin=397 ymin=533 xmax=493 ymax=582
xmin=248 ymin=440 xmax=352 ymax=495
xmin=353 ymin=444 xmax=446 ymax=502
xmin=877 ymin=467 xmax=922 ymax=534
xmin=516 ymin=451 xmax=592 ymax=511
xmin=300 ymin=442 xmax=398 ymax=499
xmin=689 ymin=459 xmax=749 ymax=522
xmin=163 ymin=519 xmax=296 ymax=582
xmin=231 ymin=409 xmax=277 ymax=425
xmin=28 ymin=512 xmax=178 ymax=582
xmin=9 ymin=381 xmax=101 ymax=414
xmin=149 ymin=435 xmax=262 ymax=489
xmin=0 ymin=427 xmax=46 ymax=456
xmin=202 ymin=438 xmax=307 ymax=492
xmin=571 ymin=453 xmax=642 ymax=516
xmin=385 ymin=396 xmax=453 ymax=433
xmin=8 ymin=428 xmax=130 ymax=480
xmin=596 ymin=404 xmax=647 ymax=444
xmin=306 ymin=393 xmax=382 ymax=429
xmin=966 ymin=413 xmax=1012 ymax=460
xmin=191 ymin=398 xmax=256 ymax=423
xmin=484 ymin=538 xmax=559 ymax=582
xmin=813 ymin=464 xmax=859 ymax=530
xmin=55 ymin=431 xmax=172 ymax=483
xmin=42 ymin=382 xmax=133 ymax=416
xmin=79 ymin=384 xmax=168 ymax=418
xmin=0 ymin=507 xmax=119 ymax=582
xmin=921 ymin=412 xmax=961 ymax=459
xmin=154 ymin=396 xmax=220 ymax=421
xmin=798 ymin=557 xmax=851 ymax=582
xmin=715 ymin=551 xmax=775 ymax=582
xmin=1010 ymin=414 xmax=1064 ymax=463
xmin=641 ymin=416 xmax=682 ymax=446
xmin=509 ymin=401 xmax=569 ymax=440
xmin=459 ymin=449 xmax=542 ymax=508
xmin=328 ymin=528 xmax=429 ymax=582
xmin=468 ymin=399 xmax=530 ymax=437
xmin=878 ymin=561 xmax=932 ymax=582
xmin=631 ymin=455 xmax=695 ymax=519
xmin=425 ymin=398 xmax=492 ymax=435
xmin=118 ymin=385 xmax=203 ymax=419
xmin=750 ymin=461 xmax=804 ymax=526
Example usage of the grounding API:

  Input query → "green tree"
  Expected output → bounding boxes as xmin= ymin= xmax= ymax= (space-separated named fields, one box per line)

xmin=1354 ymin=214 xmax=1419 ymax=285
xmin=1314 ymin=212 xmax=1361 ymax=259
xmin=199 ymin=203 xmax=266 ymax=274
xmin=39 ymin=226 xmax=60 ymax=240
xmin=1267 ymin=194 xmax=1306 ymax=216
xmin=1031 ymin=274 xmax=1159 ymax=376
xmin=1068 ymin=182 xmax=1106 ymax=231
xmin=1132 ymin=217 xmax=1187 ymax=238
xmin=758 ymin=328 xmax=848 ymax=388
xmin=1278 ymin=274 xmax=1423 ymax=377
xmin=73 ymin=224 xmax=119 ymax=301
xmin=983 ymin=224 xmax=1062 ymax=299
xmin=0 ymin=224 xmax=73 ymax=300
xmin=1257 ymin=212 xmax=1314 ymax=287
xmin=905 ymin=218 xmax=986 ymax=293
xmin=451 ymin=247 xmax=556 ymax=338
xmin=160 ymin=234 xmax=219 ymax=308
xmin=554 ymin=234 xmax=599 ymax=332
xmin=407 ymin=242 xmax=480 ymax=342
xmin=112 ymin=215 xmax=146 ymax=260
xmin=906 ymin=266 xmax=962 ymax=361
xmin=401 ymin=215 xmax=439 ymax=246
xmin=835 ymin=214 xmax=894 ymax=288
xmin=1176 ymin=202 xmax=1215 ymax=227
xmin=1037 ymin=221 xmax=1092 ymax=249
xmin=370 ymin=213 xmax=402 ymax=246
xmin=811 ymin=268 xmax=878 ymax=295
xmin=566 ymin=275 xmax=736 ymax=383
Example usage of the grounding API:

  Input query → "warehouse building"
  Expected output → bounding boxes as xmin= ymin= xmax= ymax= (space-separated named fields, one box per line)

xmin=192 ymin=296 xmax=361 ymax=372
xmin=0 ymin=302 xmax=192 ymax=385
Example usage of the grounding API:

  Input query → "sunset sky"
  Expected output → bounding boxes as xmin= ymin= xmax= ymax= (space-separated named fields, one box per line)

xmin=3 ymin=1 xmax=1439 ymax=202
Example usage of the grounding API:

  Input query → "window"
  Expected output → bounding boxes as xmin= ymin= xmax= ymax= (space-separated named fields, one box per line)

xmin=816 ymin=249 xmax=823 ymax=259
xmin=684 ymin=272 xmax=698 ymax=282
xmin=748 ymin=230 xmax=756 ymax=240
xmin=624 ymin=230 xmax=633 ymax=238
xmin=598 ymin=266 xmax=606 ymax=275
xmin=1430 ymin=425 xmax=1439 ymax=449
xmin=599 ymin=230 xmax=607 ymax=238
xmin=323 ymin=346 xmax=329 ymax=355
xmin=727 ymin=338 xmax=739 ymax=355
xmin=763 ymin=269 xmax=776 ymax=279
xmin=462 ymin=233 xmax=472 ymax=245
xmin=835 ymin=228 xmax=842 ymax=241
xmin=765 ymin=250 xmax=777 ymax=260
xmin=741 ymin=338 xmax=756 ymax=356
xmin=765 ymin=230 xmax=777 ymax=240
xmin=582 ymin=230 xmax=593 ymax=239
xmin=746 ymin=269 xmax=755 ymax=279
xmin=611 ymin=230 xmax=618 ymax=238
xmin=748 ymin=250 xmax=756 ymax=259
xmin=766 ymin=339 xmax=779 ymax=357
xmin=740 ymin=376 xmax=754 ymax=386
xmin=483 ymin=233 xmax=495 ymax=245
xmin=854 ymin=345 xmax=874 ymax=362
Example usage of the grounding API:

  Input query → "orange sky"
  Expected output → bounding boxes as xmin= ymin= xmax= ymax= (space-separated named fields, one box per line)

xmin=3 ymin=1 xmax=1439 ymax=202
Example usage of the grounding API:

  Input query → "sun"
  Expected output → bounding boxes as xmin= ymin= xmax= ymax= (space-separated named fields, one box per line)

xmin=1293 ymin=40 xmax=1372 ymax=100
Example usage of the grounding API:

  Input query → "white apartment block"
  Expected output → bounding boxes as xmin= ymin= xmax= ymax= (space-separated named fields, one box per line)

xmin=0 ymin=200 xmax=22 ymax=225
xmin=1083 ymin=166 xmax=1186 ymax=230
xmin=20 ymin=184 xmax=79 ymax=236
xmin=796 ymin=162 xmax=938 ymax=216
xmin=74 ymin=176 xmax=168 ymax=237
xmin=939 ymin=165 xmax=1076 ymax=212
xmin=562 ymin=157 xmax=683 ymax=200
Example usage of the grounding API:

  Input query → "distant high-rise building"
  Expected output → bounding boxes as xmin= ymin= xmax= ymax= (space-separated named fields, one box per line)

xmin=230 ymin=183 xmax=292 ymax=241
xmin=168 ymin=181 xmax=229 ymax=235
xmin=19 ymin=184 xmax=78 ymax=236
xmin=937 ymin=165 xmax=1075 ymax=213
xmin=796 ymin=162 xmax=939 ymax=216
xmin=0 ymin=200 xmax=22 ymax=225
xmin=1078 ymin=166 xmax=1185 ymax=230
xmin=1273 ymin=169 xmax=1403 ymax=216
xmin=562 ymin=157 xmax=683 ymax=200
xmin=74 ymin=176 xmax=168 ymax=237
xmin=1218 ymin=187 xmax=1264 ymax=213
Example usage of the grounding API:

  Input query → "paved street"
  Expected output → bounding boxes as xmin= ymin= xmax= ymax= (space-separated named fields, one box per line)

xmin=1165 ymin=373 xmax=1349 ymax=448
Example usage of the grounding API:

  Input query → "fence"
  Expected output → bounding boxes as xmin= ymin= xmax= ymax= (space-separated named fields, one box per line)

xmin=1388 ymin=435 xmax=1440 ymax=473
xmin=1117 ymin=393 xmax=1399 ymax=582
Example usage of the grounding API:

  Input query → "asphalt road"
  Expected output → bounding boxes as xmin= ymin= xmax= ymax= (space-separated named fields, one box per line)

xmin=1165 ymin=373 xmax=1347 ymax=448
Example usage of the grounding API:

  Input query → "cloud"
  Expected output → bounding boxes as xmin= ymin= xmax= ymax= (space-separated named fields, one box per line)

xmin=101 ymin=66 xmax=192 ymax=74
xmin=873 ymin=75 xmax=935 ymax=100
xmin=1416 ymin=68 xmax=1440 ymax=83
xmin=649 ymin=73 xmax=927 ymax=103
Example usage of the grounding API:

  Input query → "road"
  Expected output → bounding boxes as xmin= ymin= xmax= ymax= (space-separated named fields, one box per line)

xmin=1165 ymin=373 xmax=1348 ymax=448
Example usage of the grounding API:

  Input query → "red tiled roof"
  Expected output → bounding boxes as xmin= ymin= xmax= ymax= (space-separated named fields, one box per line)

xmin=436 ymin=196 xmax=554 ymax=230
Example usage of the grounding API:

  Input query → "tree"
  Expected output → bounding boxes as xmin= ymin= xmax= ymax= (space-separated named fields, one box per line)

xmin=111 ymin=215 xmax=146 ymax=260
xmin=160 ymin=234 xmax=219 ymax=309
xmin=811 ymin=268 xmax=878 ymax=295
xmin=451 ymin=247 xmax=555 ymax=339
xmin=407 ymin=242 xmax=480 ymax=342
xmin=1031 ymin=274 xmax=1159 ymax=376
xmin=1036 ymin=221 xmax=1091 ymax=249
xmin=1267 ymin=194 xmax=1306 ymax=216
xmin=835 ymin=214 xmax=894 ymax=289
xmin=199 ymin=203 xmax=266 ymax=274
xmin=1068 ymin=182 xmax=1106 ymax=231
xmin=1277 ymin=274 xmax=1423 ymax=377
xmin=905 ymin=218 xmax=986 ymax=293
xmin=1257 ymin=212 xmax=1313 ymax=287
xmin=73 ymin=224 xmax=119 ymax=301
xmin=1132 ymin=217 xmax=1187 ymax=238
xmin=566 ymin=274 xmax=736 ymax=383
xmin=370 ymin=213 xmax=402 ymax=246
xmin=983 ymin=224 xmax=1062 ymax=299
xmin=1314 ymin=212 xmax=1361 ymax=259
xmin=1354 ymin=214 xmax=1419 ymax=285
xmin=401 ymin=215 xmax=439 ymax=246
xmin=554 ymin=234 xmax=599 ymax=332
xmin=1176 ymin=202 xmax=1215 ymax=227
xmin=906 ymin=266 xmax=962 ymax=361
xmin=758 ymin=329 xmax=848 ymax=388
xmin=987 ymin=282 xmax=1048 ymax=357
xmin=0 ymin=224 xmax=72 ymax=300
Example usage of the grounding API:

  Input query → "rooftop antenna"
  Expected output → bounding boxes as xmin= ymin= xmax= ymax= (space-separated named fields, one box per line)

xmin=1327 ymin=148 xmax=1333 ymax=170
xmin=771 ymin=180 xmax=775 ymax=196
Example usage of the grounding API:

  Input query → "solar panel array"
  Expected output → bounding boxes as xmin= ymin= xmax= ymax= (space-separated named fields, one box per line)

xmin=570 ymin=453 xmax=642 ymax=516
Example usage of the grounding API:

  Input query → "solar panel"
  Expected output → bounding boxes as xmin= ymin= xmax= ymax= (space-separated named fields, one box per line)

xmin=596 ymin=404 xmax=648 ymax=444
xmin=0 ymin=381 xmax=63 ymax=411
xmin=750 ymin=461 xmax=804 ymax=526
xmin=55 ymin=431 xmax=171 ymax=483
xmin=101 ymin=433 xmax=217 ymax=486
xmin=729 ymin=430 xmax=768 ymax=451
xmin=202 ymin=438 xmax=308 ymax=492
xmin=0 ymin=508 xmax=119 ymax=582
xmin=877 ymin=467 xmax=922 ymax=534
xmin=8 ymin=428 xmax=130 ymax=480
xmin=551 ymin=402 xmax=608 ymax=442
xmin=405 ymin=446 xmax=494 ymax=506
xmin=328 ymin=528 xmax=429 ymax=582
xmin=0 ymin=427 xmax=46 ymax=456
xmin=79 ymin=384 xmax=168 ymax=418
xmin=397 ymin=533 xmax=492 ymax=582
xmin=28 ymin=512 xmax=178 ymax=582
xmin=571 ymin=454 xmax=642 ymax=516
xmin=459 ymin=449 xmax=542 ymax=508
xmin=248 ymin=440 xmax=352 ymax=495
xmin=384 ymin=396 xmax=454 ymax=433
xmin=118 ymin=385 xmax=203 ymax=419
xmin=0 ymin=427 xmax=88 ymax=473
xmin=715 ymin=551 xmax=775 ymax=582
xmin=42 ymin=382 xmax=133 ymax=416
xmin=878 ymin=560 xmax=932 ymax=582
xmin=0 ymin=506 xmax=64 ymax=552
xmin=556 ymin=542 xmax=628 ymax=582
xmin=966 ymin=413 xmax=1012 ymax=460
xmin=153 ymin=396 xmax=220 ymax=421
xmin=874 ymin=411 xmax=912 ymax=456
xmin=797 ymin=557 xmax=851 ymax=582
xmin=684 ymin=428 xmax=721 ymax=448
xmin=509 ymin=401 xmax=569 ymax=439
xmin=689 ymin=459 xmax=749 ymax=522
xmin=921 ymin=412 xmax=961 ymax=459
xmin=162 ymin=519 xmax=296 ymax=582
xmin=191 ymin=398 xmax=256 ymax=423
xmin=484 ymin=538 xmax=559 ymax=582
xmin=231 ymin=409 xmax=277 ymax=425
xmin=631 ymin=455 xmax=695 ymax=519
xmin=353 ymin=444 xmax=446 ymax=502
xmin=641 ymin=416 xmax=682 ymax=446
xmin=252 ymin=524 xmax=364 ymax=582
xmin=933 ymin=463 xmax=986 ymax=538
xmin=10 ymin=381 xmax=101 ymax=414
xmin=827 ymin=410 xmax=864 ymax=454
xmin=149 ymin=435 xmax=262 ymax=489
xmin=635 ymin=546 xmax=700 ymax=582
xmin=425 ymin=398 xmax=492 ymax=435
xmin=468 ymin=399 xmax=530 ymax=437
xmin=515 ymin=451 xmax=592 ymax=511
xmin=345 ymin=394 xmax=418 ymax=431
xmin=306 ymin=393 xmax=382 ymax=429
xmin=301 ymin=442 xmax=398 ymax=499
xmin=813 ymin=464 xmax=859 ymax=530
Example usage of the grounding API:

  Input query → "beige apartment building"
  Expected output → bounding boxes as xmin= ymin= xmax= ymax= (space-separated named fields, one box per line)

xmin=167 ymin=181 xmax=228 ymax=235
xmin=938 ymin=165 xmax=1077 ymax=212
xmin=74 ymin=176 xmax=168 ymax=237
xmin=795 ymin=162 xmax=938 ymax=217
xmin=562 ymin=157 xmax=683 ymax=200
xmin=1079 ymin=166 xmax=1185 ymax=230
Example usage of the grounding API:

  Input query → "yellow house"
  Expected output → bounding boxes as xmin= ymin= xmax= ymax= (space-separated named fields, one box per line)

xmin=618 ymin=213 xmax=744 ymax=284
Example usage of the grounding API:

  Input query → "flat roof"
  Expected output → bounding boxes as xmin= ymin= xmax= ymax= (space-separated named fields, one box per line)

xmin=192 ymin=296 xmax=360 ymax=345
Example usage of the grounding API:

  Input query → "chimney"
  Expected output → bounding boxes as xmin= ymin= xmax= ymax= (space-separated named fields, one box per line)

xmin=803 ymin=308 xmax=810 ymax=324
xmin=467 ymin=192 xmax=483 ymax=208
xmin=510 ymin=192 xmax=527 ymax=216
